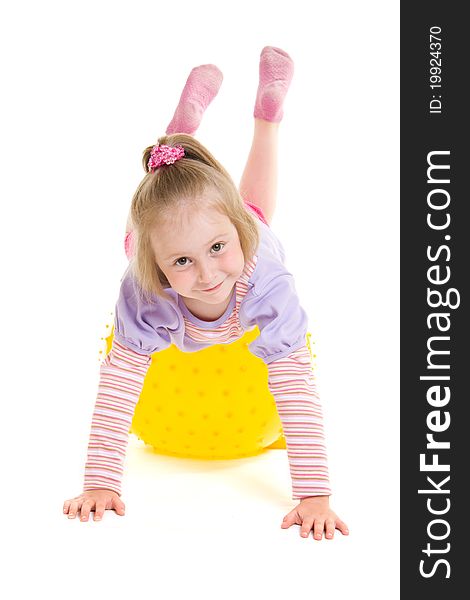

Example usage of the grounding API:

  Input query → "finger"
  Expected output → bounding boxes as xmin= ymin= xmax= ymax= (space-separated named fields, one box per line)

xmin=300 ymin=518 xmax=315 ymax=538
xmin=112 ymin=496 xmax=126 ymax=516
xmin=80 ymin=500 xmax=93 ymax=522
xmin=64 ymin=497 xmax=81 ymax=515
xmin=281 ymin=514 xmax=291 ymax=528
xmin=280 ymin=512 xmax=297 ymax=528
xmin=67 ymin=500 xmax=80 ymax=519
xmin=335 ymin=519 xmax=350 ymax=535
xmin=313 ymin=519 xmax=325 ymax=540
xmin=325 ymin=518 xmax=335 ymax=540
xmin=94 ymin=502 xmax=107 ymax=521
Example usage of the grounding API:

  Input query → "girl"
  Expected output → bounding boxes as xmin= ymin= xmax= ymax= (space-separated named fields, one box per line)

xmin=63 ymin=47 xmax=349 ymax=541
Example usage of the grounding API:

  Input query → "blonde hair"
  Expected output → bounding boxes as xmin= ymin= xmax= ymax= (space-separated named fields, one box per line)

xmin=129 ymin=133 xmax=260 ymax=303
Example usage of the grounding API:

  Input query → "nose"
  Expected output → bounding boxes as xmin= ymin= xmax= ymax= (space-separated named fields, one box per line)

xmin=197 ymin=261 xmax=215 ymax=286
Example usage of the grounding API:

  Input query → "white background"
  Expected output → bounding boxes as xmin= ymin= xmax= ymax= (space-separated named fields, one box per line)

xmin=1 ymin=1 xmax=399 ymax=598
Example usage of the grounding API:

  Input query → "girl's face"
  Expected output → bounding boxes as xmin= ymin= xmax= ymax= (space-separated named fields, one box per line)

xmin=151 ymin=205 xmax=246 ymax=305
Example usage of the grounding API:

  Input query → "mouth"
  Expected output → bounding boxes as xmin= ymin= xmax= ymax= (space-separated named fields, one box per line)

xmin=199 ymin=280 xmax=224 ymax=292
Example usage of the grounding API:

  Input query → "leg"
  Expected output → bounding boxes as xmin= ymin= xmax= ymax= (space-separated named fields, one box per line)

xmin=125 ymin=64 xmax=223 ymax=256
xmin=124 ymin=220 xmax=135 ymax=261
xmin=239 ymin=119 xmax=279 ymax=225
xmin=239 ymin=47 xmax=294 ymax=225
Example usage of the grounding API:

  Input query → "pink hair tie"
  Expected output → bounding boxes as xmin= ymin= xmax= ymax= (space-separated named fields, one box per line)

xmin=148 ymin=144 xmax=185 ymax=172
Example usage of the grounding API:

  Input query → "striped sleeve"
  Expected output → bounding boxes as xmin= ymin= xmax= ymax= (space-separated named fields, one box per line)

xmin=267 ymin=344 xmax=332 ymax=500
xmin=83 ymin=339 xmax=152 ymax=496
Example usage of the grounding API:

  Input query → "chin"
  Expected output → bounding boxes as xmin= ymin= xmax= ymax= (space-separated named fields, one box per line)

xmin=207 ymin=293 xmax=231 ymax=304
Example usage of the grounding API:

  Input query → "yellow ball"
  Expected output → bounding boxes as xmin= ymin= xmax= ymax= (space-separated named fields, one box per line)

xmin=105 ymin=326 xmax=286 ymax=459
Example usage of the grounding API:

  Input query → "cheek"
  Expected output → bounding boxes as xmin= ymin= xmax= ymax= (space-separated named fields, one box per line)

xmin=158 ymin=263 xmax=186 ymax=288
xmin=223 ymin=247 xmax=245 ymax=273
xmin=167 ymin=270 xmax=192 ymax=288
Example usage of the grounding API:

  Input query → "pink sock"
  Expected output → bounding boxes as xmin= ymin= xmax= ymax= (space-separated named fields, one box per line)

xmin=166 ymin=64 xmax=223 ymax=135
xmin=253 ymin=46 xmax=294 ymax=123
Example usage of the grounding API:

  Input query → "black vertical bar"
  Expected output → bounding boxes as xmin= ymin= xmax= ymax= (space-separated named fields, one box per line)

xmin=401 ymin=2 xmax=468 ymax=595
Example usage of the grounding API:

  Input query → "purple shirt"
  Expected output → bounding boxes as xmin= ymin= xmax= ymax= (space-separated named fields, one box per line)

xmin=113 ymin=219 xmax=309 ymax=364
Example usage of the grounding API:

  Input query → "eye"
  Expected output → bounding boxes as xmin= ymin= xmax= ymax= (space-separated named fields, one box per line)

xmin=175 ymin=257 xmax=190 ymax=266
xmin=211 ymin=242 xmax=225 ymax=253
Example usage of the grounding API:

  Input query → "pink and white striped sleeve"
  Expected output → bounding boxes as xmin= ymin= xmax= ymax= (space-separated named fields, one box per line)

xmin=267 ymin=344 xmax=332 ymax=500
xmin=83 ymin=339 xmax=152 ymax=496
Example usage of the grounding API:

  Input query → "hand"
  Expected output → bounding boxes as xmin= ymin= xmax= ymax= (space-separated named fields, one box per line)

xmin=63 ymin=489 xmax=125 ymax=522
xmin=280 ymin=495 xmax=349 ymax=540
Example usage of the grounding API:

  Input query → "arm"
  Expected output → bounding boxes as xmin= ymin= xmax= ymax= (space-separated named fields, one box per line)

xmin=234 ymin=252 xmax=333 ymax=500
xmin=267 ymin=343 xmax=331 ymax=500
xmin=83 ymin=339 xmax=152 ymax=496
